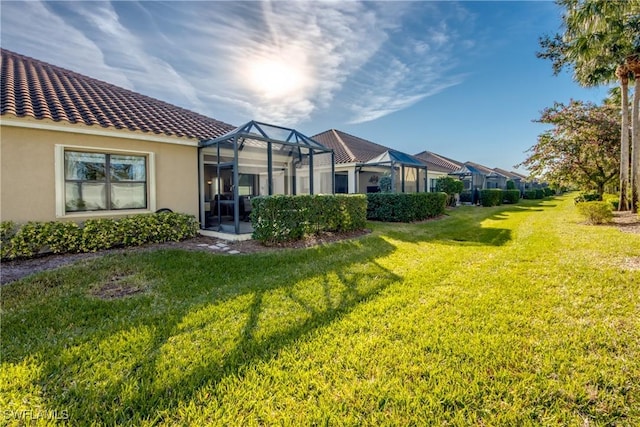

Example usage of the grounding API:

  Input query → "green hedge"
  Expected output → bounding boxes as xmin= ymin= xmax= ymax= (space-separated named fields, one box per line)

xmin=250 ymin=194 xmax=367 ymax=245
xmin=366 ymin=192 xmax=446 ymax=222
xmin=503 ymin=190 xmax=521 ymax=204
xmin=479 ymin=189 xmax=503 ymax=207
xmin=1 ymin=212 xmax=199 ymax=260
xmin=574 ymin=192 xmax=601 ymax=204
xmin=543 ymin=187 xmax=555 ymax=197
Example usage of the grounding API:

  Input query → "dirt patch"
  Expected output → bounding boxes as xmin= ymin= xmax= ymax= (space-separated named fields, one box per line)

xmin=90 ymin=273 xmax=148 ymax=300
xmin=620 ymin=257 xmax=640 ymax=271
xmin=612 ymin=210 xmax=640 ymax=234
xmin=0 ymin=229 xmax=371 ymax=285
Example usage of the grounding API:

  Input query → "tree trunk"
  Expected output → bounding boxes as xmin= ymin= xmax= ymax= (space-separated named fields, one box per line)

xmin=633 ymin=76 xmax=640 ymax=213
xmin=617 ymin=65 xmax=630 ymax=211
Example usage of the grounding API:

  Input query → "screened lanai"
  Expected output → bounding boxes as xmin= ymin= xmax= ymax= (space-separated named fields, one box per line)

xmin=199 ymin=121 xmax=335 ymax=234
xmin=358 ymin=150 xmax=428 ymax=193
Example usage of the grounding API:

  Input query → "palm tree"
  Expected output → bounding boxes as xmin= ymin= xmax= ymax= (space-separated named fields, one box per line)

xmin=538 ymin=0 xmax=639 ymax=210
xmin=615 ymin=64 xmax=631 ymax=211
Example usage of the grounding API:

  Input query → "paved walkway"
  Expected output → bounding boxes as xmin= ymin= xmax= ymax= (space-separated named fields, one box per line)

xmin=195 ymin=241 xmax=241 ymax=254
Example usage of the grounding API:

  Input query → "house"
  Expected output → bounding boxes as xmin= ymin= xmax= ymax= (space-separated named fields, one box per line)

xmin=312 ymin=129 xmax=428 ymax=193
xmin=414 ymin=151 xmax=464 ymax=191
xmin=493 ymin=168 xmax=528 ymax=192
xmin=0 ymin=49 xmax=331 ymax=236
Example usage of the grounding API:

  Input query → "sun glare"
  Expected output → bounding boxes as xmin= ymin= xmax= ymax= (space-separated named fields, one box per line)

xmin=247 ymin=57 xmax=308 ymax=99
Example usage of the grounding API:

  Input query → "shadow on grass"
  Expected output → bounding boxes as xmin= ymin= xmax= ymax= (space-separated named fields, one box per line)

xmin=2 ymin=235 xmax=400 ymax=424
xmin=377 ymin=199 xmax=552 ymax=247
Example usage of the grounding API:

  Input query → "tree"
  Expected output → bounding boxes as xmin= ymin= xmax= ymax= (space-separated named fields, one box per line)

xmin=538 ymin=0 xmax=640 ymax=211
xmin=521 ymin=100 xmax=620 ymax=196
xmin=434 ymin=176 xmax=464 ymax=207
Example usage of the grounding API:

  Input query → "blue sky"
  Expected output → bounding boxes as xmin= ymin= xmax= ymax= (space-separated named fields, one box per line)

xmin=1 ymin=1 xmax=611 ymax=171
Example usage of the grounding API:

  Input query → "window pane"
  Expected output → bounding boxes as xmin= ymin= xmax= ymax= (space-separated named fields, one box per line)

xmin=110 ymin=155 xmax=146 ymax=181
xmin=65 ymin=152 xmax=106 ymax=180
xmin=65 ymin=182 xmax=107 ymax=211
xmin=111 ymin=183 xmax=146 ymax=209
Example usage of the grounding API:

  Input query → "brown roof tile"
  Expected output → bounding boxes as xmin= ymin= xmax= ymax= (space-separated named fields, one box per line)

xmin=1 ymin=49 xmax=235 ymax=140
xmin=414 ymin=151 xmax=463 ymax=173
xmin=312 ymin=129 xmax=392 ymax=164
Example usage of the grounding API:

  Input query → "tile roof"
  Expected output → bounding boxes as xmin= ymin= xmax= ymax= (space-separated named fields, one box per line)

xmin=414 ymin=151 xmax=463 ymax=173
xmin=464 ymin=161 xmax=492 ymax=175
xmin=1 ymin=49 xmax=235 ymax=141
xmin=493 ymin=167 xmax=527 ymax=180
xmin=312 ymin=129 xmax=391 ymax=164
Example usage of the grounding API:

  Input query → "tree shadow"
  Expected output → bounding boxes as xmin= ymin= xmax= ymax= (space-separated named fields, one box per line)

xmin=378 ymin=201 xmax=550 ymax=247
xmin=3 ymin=235 xmax=400 ymax=424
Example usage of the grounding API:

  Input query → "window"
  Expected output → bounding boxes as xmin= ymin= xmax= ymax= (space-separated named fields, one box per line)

xmin=64 ymin=150 xmax=147 ymax=212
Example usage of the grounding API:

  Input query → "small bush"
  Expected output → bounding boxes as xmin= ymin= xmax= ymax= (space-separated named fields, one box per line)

xmin=506 ymin=180 xmax=516 ymax=190
xmin=479 ymin=189 xmax=503 ymax=207
xmin=543 ymin=187 xmax=555 ymax=197
xmin=503 ymin=190 xmax=521 ymax=204
xmin=366 ymin=192 xmax=446 ymax=222
xmin=435 ymin=177 xmax=464 ymax=206
xmin=576 ymin=201 xmax=613 ymax=224
xmin=602 ymin=193 xmax=619 ymax=210
xmin=574 ymin=192 xmax=601 ymax=204
xmin=1 ymin=213 xmax=199 ymax=260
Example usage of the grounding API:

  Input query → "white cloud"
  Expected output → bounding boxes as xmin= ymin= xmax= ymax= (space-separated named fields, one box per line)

xmin=0 ymin=1 xmax=133 ymax=89
xmin=1 ymin=1 xmax=476 ymax=127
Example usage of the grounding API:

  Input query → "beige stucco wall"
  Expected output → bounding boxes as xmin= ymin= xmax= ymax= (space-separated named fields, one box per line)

xmin=1 ymin=120 xmax=199 ymax=223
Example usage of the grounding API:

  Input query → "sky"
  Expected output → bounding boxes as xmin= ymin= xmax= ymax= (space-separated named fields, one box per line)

xmin=1 ymin=0 xmax=612 ymax=172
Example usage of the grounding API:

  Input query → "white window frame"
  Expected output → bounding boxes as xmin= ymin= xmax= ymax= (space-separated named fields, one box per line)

xmin=55 ymin=145 xmax=156 ymax=218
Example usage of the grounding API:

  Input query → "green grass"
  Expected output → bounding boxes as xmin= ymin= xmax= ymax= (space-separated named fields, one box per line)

xmin=2 ymin=195 xmax=639 ymax=425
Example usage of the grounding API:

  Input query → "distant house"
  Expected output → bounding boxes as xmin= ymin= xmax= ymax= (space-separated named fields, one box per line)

xmin=0 ymin=49 xmax=332 ymax=235
xmin=313 ymin=129 xmax=428 ymax=193
xmin=493 ymin=168 xmax=528 ymax=192
xmin=414 ymin=151 xmax=464 ymax=191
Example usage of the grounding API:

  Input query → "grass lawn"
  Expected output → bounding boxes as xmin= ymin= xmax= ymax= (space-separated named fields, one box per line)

xmin=2 ymin=195 xmax=639 ymax=425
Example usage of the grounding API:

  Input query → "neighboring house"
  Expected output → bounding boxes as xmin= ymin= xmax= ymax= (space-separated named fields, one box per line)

xmin=313 ymin=129 xmax=427 ymax=193
xmin=0 ymin=49 xmax=331 ymax=236
xmin=493 ymin=168 xmax=528 ymax=192
xmin=414 ymin=151 xmax=463 ymax=192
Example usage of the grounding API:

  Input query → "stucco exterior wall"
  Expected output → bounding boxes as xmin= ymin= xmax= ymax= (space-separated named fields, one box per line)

xmin=1 ymin=122 xmax=199 ymax=223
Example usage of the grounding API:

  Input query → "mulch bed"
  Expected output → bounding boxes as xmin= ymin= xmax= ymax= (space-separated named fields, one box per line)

xmin=0 ymin=229 xmax=371 ymax=285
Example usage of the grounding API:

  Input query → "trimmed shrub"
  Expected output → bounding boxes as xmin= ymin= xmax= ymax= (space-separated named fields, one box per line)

xmin=602 ymin=193 xmax=619 ymax=210
xmin=574 ymin=192 xmax=601 ymax=204
xmin=523 ymin=189 xmax=545 ymax=200
xmin=576 ymin=201 xmax=613 ymax=224
xmin=503 ymin=190 xmax=521 ymax=204
xmin=506 ymin=180 xmax=516 ymax=190
xmin=479 ymin=189 xmax=503 ymax=207
xmin=366 ymin=192 xmax=446 ymax=222
xmin=435 ymin=177 xmax=464 ymax=207
xmin=251 ymin=194 xmax=367 ymax=245
xmin=1 ymin=213 xmax=199 ymax=260
xmin=543 ymin=187 xmax=555 ymax=197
